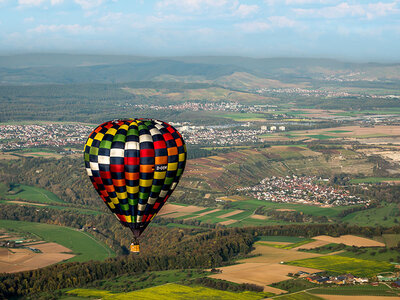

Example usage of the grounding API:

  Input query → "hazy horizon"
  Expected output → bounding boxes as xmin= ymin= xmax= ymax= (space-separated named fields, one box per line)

xmin=0 ymin=0 xmax=399 ymax=62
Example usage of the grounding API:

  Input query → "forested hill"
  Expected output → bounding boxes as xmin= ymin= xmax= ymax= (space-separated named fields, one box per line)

xmin=1 ymin=53 xmax=400 ymax=86
xmin=0 ymin=59 xmax=246 ymax=85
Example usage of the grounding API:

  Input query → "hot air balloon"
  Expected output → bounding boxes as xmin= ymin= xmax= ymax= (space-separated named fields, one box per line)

xmin=83 ymin=118 xmax=186 ymax=253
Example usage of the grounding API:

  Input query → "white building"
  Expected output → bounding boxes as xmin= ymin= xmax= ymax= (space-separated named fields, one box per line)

xmin=270 ymin=126 xmax=277 ymax=131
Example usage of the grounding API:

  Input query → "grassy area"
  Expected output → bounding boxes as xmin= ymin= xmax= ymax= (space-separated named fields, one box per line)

xmin=307 ymin=135 xmax=336 ymax=140
xmin=230 ymin=199 xmax=353 ymax=218
xmin=342 ymin=203 xmax=400 ymax=227
xmin=338 ymin=248 xmax=400 ymax=263
xmin=255 ymin=236 xmax=309 ymax=243
xmin=274 ymin=292 xmax=324 ymax=300
xmin=67 ymin=284 xmax=266 ymax=300
xmin=299 ymin=243 xmax=347 ymax=254
xmin=382 ymin=234 xmax=400 ymax=248
xmin=0 ymin=183 xmax=64 ymax=204
xmin=287 ymin=255 xmax=394 ymax=277
xmin=350 ymin=177 xmax=400 ymax=183
xmin=256 ymin=240 xmax=314 ymax=250
xmin=86 ymin=270 xmax=209 ymax=292
xmin=308 ymin=284 xmax=398 ymax=296
xmin=325 ymin=130 xmax=352 ymax=133
xmin=270 ymin=279 xmax=318 ymax=293
xmin=213 ymin=112 xmax=266 ymax=121
xmin=0 ymin=220 xmax=114 ymax=262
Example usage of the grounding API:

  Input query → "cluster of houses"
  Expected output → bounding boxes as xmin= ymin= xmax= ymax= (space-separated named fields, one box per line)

xmin=304 ymin=273 xmax=368 ymax=285
xmin=180 ymin=126 xmax=265 ymax=146
xmin=0 ymin=239 xmax=41 ymax=253
xmin=126 ymin=101 xmax=269 ymax=113
xmin=0 ymin=123 xmax=93 ymax=151
xmin=238 ymin=175 xmax=367 ymax=207
xmin=256 ymin=87 xmax=352 ymax=98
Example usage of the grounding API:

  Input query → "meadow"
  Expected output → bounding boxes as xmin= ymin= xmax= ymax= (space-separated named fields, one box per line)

xmin=274 ymin=292 xmax=324 ymax=300
xmin=67 ymin=284 xmax=268 ymax=300
xmin=350 ymin=177 xmax=400 ymax=184
xmin=287 ymin=255 xmax=394 ymax=277
xmin=85 ymin=270 xmax=209 ymax=292
xmin=0 ymin=183 xmax=63 ymax=204
xmin=342 ymin=203 xmax=400 ymax=227
xmin=308 ymin=284 xmax=398 ymax=296
xmin=0 ymin=220 xmax=114 ymax=262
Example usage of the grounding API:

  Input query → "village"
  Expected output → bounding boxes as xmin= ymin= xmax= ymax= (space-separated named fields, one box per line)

xmin=0 ymin=122 xmax=287 ymax=149
xmin=0 ymin=123 xmax=93 ymax=151
xmin=123 ymin=101 xmax=275 ymax=113
xmin=237 ymin=175 xmax=367 ymax=207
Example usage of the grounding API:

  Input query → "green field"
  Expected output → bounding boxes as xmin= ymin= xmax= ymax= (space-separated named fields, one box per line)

xmin=308 ymin=284 xmax=398 ymax=296
xmin=287 ymin=255 xmax=394 ymax=277
xmin=213 ymin=112 xmax=266 ymax=121
xmin=350 ymin=177 xmax=400 ymax=183
xmin=382 ymin=234 xmax=400 ymax=248
xmin=274 ymin=292 xmax=324 ymax=300
xmin=86 ymin=270 xmax=209 ymax=292
xmin=338 ymin=248 xmax=400 ymax=263
xmin=325 ymin=130 xmax=352 ymax=133
xmin=0 ymin=183 xmax=64 ymax=204
xmin=230 ymin=199 xmax=353 ymax=218
xmin=0 ymin=220 xmax=114 ymax=262
xmin=67 ymin=284 xmax=266 ymax=300
xmin=307 ymin=135 xmax=336 ymax=140
xmin=256 ymin=240 xmax=314 ymax=250
xmin=255 ymin=236 xmax=309 ymax=243
xmin=342 ymin=203 xmax=399 ymax=227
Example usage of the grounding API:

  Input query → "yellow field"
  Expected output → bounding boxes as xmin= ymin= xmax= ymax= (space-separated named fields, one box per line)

xmin=67 ymin=283 xmax=266 ymax=300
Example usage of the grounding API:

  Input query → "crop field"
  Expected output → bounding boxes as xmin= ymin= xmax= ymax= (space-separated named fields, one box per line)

xmin=274 ymin=292 xmax=324 ymax=300
xmin=208 ymin=244 xmax=323 ymax=293
xmin=0 ymin=183 xmax=64 ymax=204
xmin=313 ymin=296 xmax=400 ymax=300
xmin=311 ymin=235 xmax=385 ymax=247
xmin=0 ymin=240 xmax=75 ymax=273
xmin=287 ymin=255 xmax=394 ymax=277
xmin=0 ymin=220 xmax=114 ymax=263
xmin=182 ymin=145 xmax=376 ymax=198
xmin=308 ymin=284 xmax=398 ymax=297
xmin=209 ymin=262 xmax=321 ymax=293
xmin=287 ymin=126 xmax=400 ymax=140
xmin=67 ymin=284 xmax=267 ymax=300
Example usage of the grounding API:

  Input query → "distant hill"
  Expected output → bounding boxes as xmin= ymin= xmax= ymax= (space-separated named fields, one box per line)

xmin=0 ymin=53 xmax=399 ymax=88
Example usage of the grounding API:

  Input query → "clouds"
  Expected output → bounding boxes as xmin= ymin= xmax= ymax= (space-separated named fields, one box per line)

xmin=156 ymin=0 xmax=230 ymax=12
xmin=0 ymin=0 xmax=399 ymax=60
xmin=74 ymin=0 xmax=105 ymax=10
xmin=294 ymin=1 xmax=400 ymax=19
xmin=28 ymin=24 xmax=95 ymax=34
xmin=233 ymin=4 xmax=259 ymax=18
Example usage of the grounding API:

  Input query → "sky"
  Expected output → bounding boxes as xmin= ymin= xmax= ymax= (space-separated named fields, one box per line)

xmin=0 ymin=0 xmax=399 ymax=61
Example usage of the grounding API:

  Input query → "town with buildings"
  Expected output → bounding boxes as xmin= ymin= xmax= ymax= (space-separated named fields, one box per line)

xmin=124 ymin=101 xmax=276 ymax=113
xmin=0 ymin=122 xmax=287 ymax=150
xmin=0 ymin=123 xmax=93 ymax=151
xmin=237 ymin=175 xmax=366 ymax=207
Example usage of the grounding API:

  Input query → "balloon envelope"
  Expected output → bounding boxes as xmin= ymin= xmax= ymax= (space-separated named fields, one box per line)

xmin=84 ymin=118 xmax=186 ymax=237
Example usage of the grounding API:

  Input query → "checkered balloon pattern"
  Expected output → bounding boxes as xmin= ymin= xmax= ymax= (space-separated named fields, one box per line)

xmin=84 ymin=118 xmax=186 ymax=237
